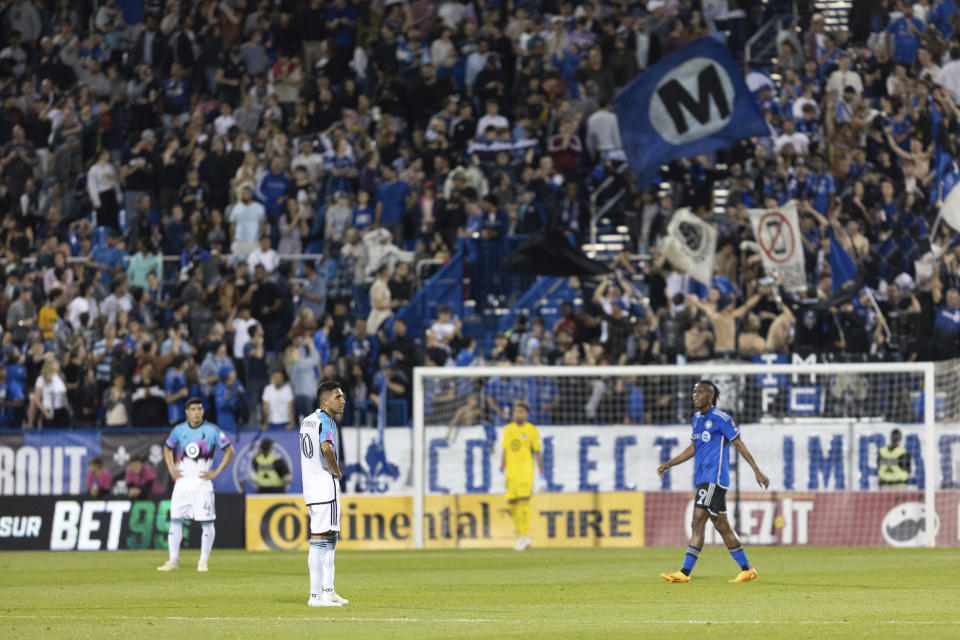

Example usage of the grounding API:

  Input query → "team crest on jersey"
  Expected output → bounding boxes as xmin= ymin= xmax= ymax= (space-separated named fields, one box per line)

xmin=521 ymin=433 xmax=526 ymax=439
xmin=701 ymin=431 xmax=712 ymax=442
xmin=706 ymin=420 xmax=713 ymax=428
xmin=185 ymin=442 xmax=201 ymax=459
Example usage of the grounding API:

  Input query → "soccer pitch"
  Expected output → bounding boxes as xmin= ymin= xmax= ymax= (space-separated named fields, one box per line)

xmin=2 ymin=548 xmax=958 ymax=639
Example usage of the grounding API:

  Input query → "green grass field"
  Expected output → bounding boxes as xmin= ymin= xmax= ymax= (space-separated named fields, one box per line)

xmin=2 ymin=547 xmax=959 ymax=639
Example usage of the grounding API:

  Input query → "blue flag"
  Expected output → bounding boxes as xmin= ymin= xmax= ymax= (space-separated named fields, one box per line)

xmin=614 ymin=38 xmax=769 ymax=185
xmin=829 ymin=227 xmax=857 ymax=292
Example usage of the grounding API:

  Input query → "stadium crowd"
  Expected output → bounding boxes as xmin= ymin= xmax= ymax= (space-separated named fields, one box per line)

xmin=0 ymin=0 xmax=959 ymax=431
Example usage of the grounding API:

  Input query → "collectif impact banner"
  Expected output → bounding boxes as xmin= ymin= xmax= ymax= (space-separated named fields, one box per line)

xmin=3 ymin=423 xmax=960 ymax=497
xmin=0 ymin=495 xmax=244 ymax=551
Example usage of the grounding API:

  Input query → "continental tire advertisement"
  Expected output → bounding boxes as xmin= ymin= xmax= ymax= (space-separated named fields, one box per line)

xmin=245 ymin=492 xmax=646 ymax=551
xmin=0 ymin=495 xmax=244 ymax=551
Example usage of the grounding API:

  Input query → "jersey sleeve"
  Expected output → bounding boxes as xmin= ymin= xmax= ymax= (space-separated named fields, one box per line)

xmin=319 ymin=414 xmax=336 ymax=444
xmin=501 ymin=424 xmax=512 ymax=449
xmin=530 ymin=425 xmax=542 ymax=452
xmin=720 ymin=414 xmax=740 ymax=441
xmin=164 ymin=427 xmax=178 ymax=449
xmin=217 ymin=428 xmax=231 ymax=449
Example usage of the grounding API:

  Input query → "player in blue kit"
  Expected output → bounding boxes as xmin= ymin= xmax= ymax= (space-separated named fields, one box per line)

xmin=657 ymin=380 xmax=769 ymax=583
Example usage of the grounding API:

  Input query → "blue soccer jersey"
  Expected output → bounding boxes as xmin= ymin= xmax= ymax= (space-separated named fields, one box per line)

xmin=691 ymin=408 xmax=740 ymax=487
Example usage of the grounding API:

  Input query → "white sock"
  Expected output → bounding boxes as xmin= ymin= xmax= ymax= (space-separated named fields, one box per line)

xmin=200 ymin=522 xmax=215 ymax=563
xmin=322 ymin=534 xmax=337 ymax=591
xmin=168 ymin=518 xmax=183 ymax=563
xmin=309 ymin=539 xmax=325 ymax=598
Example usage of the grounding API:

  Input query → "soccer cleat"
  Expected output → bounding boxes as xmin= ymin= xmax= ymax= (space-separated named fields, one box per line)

xmin=660 ymin=571 xmax=691 ymax=583
xmin=330 ymin=592 xmax=349 ymax=605
xmin=728 ymin=568 xmax=759 ymax=583
xmin=197 ymin=560 xmax=208 ymax=572
xmin=156 ymin=560 xmax=179 ymax=572
xmin=308 ymin=591 xmax=345 ymax=607
xmin=513 ymin=536 xmax=531 ymax=551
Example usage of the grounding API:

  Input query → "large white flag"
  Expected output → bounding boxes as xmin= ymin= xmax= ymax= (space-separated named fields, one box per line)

xmin=748 ymin=200 xmax=806 ymax=291
xmin=941 ymin=182 xmax=960 ymax=233
xmin=661 ymin=208 xmax=717 ymax=285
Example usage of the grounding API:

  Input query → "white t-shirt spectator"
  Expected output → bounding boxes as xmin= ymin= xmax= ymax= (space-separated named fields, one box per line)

xmin=438 ymin=1 xmax=466 ymax=29
xmin=229 ymin=201 xmax=267 ymax=244
xmin=248 ymin=246 xmax=279 ymax=273
xmin=35 ymin=375 xmax=68 ymax=413
xmin=101 ymin=292 xmax=134 ymax=324
xmin=214 ymin=113 xmax=238 ymax=136
xmin=825 ymin=69 xmax=863 ymax=97
xmin=262 ymin=383 xmax=294 ymax=425
xmin=232 ymin=317 xmax=260 ymax=359
xmin=476 ymin=114 xmax=509 ymax=137
xmin=791 ymin=97 xmax=818 ymax=119
xmin=585 ymin=109 xmax=622 ymax=158
xmin=291 ymin=151 xmax=326 ymax=181
xmin=941 ymin=59 xmax=960 ymax=104
xmin=774 ymin=131 xmax=810 ymax=154
xmin=429 ymin=317 xmax=457 ymax=350
xmin=67 ymin=296 xmax=99 ymax=330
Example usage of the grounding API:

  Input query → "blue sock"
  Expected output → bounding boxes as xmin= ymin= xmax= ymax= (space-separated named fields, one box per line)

xmin=728 ymin=545 xmax=751 ymax=571
xmin=681 ymin=546 xmax=700 ymax=576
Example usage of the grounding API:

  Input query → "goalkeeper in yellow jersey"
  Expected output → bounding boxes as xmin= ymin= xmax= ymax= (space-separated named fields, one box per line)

xmin=500 ymin=400 xmax=544 ymax=551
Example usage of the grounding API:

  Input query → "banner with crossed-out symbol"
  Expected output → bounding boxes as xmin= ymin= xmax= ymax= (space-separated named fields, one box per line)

xmin=748 ymin=201 xmax=806 ymax=291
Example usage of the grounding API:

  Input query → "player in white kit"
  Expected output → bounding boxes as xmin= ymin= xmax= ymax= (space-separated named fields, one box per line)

xmin=301 ymin=380 xmax=348 ymax=606
xmin=157 ymin=397 xmax=235 ymax=572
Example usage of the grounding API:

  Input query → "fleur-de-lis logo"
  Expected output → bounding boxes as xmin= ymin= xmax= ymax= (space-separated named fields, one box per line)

xmin=113 ymin=445 xmax=130 ymax=467
xmin=344 ymin=442 xmax=399 ymax=493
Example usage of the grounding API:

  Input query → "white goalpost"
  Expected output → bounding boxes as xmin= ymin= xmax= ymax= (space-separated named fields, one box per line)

xmin=411 ymin=361 xmax=956 ymax=550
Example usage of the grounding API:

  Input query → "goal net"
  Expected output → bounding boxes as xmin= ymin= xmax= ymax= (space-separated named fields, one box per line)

xmin=410 ymin=361 xmax=960 ymax=549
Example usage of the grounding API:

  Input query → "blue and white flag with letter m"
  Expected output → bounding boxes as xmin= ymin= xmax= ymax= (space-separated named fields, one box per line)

xmin=614 ymin=38 xmax=768 ymax=185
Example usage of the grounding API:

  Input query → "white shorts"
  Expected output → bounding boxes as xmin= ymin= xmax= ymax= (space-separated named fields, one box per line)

xmin=170 ymin=485 xmax=216 ymax=522
xmin=308 ymin=496 xmax=341 ymax=534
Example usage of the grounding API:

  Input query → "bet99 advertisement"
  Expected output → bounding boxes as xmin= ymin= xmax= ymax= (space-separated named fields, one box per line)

xmin=0 ymin=495 xmax=243 ymax=551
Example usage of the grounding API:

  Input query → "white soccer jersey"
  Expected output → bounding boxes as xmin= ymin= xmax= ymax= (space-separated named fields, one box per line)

xmin=300 ymin=410 xmax=339 ymax=505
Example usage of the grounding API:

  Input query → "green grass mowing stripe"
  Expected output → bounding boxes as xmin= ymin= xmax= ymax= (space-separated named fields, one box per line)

xmin=1 ymin=547 xmax=959 ymax=640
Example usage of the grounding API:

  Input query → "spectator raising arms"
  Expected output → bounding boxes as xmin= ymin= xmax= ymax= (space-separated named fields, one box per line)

xmin=2 ymin=0 xmax=960 ymax=436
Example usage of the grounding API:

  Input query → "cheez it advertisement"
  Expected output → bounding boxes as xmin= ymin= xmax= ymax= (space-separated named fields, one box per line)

xmin=245 ymin=493 xmax=645 ymax=551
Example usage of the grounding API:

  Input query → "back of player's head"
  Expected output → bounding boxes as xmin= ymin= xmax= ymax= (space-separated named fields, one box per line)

xmin=186 ymin=397 xmax=204 ymax=409
xmin=259 ymin=438 xmax=273 ymax=455
xmin=696 ymin=380 xmax=720 ymax=406
xmin=316 ymin=380 xmax=342 ymax=404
